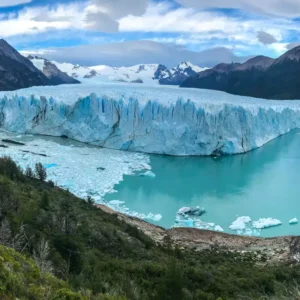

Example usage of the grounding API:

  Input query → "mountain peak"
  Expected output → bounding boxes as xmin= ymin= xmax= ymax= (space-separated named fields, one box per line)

xmin=235 ymin=55 xmax=274 ymax=71
xmin=274 ymin=45 xmax=300 ymax=65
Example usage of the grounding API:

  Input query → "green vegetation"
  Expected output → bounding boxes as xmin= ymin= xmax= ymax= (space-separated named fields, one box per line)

xmin=0 ymin=156 xmax=300 ymax=299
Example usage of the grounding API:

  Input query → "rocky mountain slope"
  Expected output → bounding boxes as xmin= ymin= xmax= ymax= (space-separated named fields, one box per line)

xmin=28 ymin=55 xmax=80 ymax=85
xmin=0 ymin=39 xmax=51 ymax=91
xmin=181 ymin=47 xmax=300 ymax=100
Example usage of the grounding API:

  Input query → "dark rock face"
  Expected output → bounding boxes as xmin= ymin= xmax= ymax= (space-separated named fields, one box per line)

xmin=152 ymin=64 xmax=170 ymax=81
xmin=83 ymin=70 xmax=97 ymax=79
xmin=181 ymin=49 xmax=300 ymax=100
xmin=0 ymin=40 xmax=50 ymax=91
xmin=27 ymin=55 xmax=80 ymax=85
xmin=0 ymin=39 xmax=80 ymax=91
xmin=159 ymin=62 xmax=201 ymax=85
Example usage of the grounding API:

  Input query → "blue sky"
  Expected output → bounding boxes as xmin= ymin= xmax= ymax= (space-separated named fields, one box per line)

xmin=1 ymin=0 xmax=300 ymax=66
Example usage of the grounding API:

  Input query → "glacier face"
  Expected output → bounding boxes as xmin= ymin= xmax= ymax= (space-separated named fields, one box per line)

xmin=1 ymin=82 xmax=300 ymax=156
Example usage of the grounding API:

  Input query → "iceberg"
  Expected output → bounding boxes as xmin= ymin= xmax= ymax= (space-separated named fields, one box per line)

xmin=289 ymin=218 xmax=298 ymax=225
xmin=252 ymin=218 xmax=282 ymax=229
xmin=177 ymin=206 xmax=206 ymax=217
xmin=1 ymin=82 xmax=300 ymax=156
xmin=229 ymin=216 xmax=252 ymax=231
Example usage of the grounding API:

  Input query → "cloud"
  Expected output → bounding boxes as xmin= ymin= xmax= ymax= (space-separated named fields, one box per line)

xmin=257 ymin=31 xmax=277 ymax=45
xmin=286 ymin=42 xmax=300 ymax=50
xmin=0 ymin=0 xmax=31 ymax=7
xmin=175 ymin=0 xmax=300 ymax=18
xmin=22 ymin=40 xmax=249 ymax=67
xmin=85 ymin=0 xmax=148 ymax=32
xmin=84 ymin=11 xmax=119 ymax=32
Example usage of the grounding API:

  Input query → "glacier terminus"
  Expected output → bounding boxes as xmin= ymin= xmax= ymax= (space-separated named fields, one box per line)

xmin=1 ymin=81 xmax=300 ymax=156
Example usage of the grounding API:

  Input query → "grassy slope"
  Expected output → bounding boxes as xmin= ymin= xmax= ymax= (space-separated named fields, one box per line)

xmin=1 ymin=157 xmax=300 ymax=300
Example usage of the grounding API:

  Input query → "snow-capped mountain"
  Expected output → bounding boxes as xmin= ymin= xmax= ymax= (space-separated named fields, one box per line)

xmin=91 ymin=64 xmax=162 ymax=84
xmin=28 ymin=55 xmax=80 ymax=85
xmin=53 ymin=61 xmax=98 ymax=79
xmin=159 ymin=62 xmax=208 ymax=85
xmin=93 ymin=62 xmax=207 ymax=85
xmin=26 ymin=56 xmax=208 ymax=86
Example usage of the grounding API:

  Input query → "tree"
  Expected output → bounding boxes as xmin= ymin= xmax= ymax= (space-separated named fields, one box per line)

xmin=25 ymin=166 xmax=34 ymax=177
xmin=35 ymin=163 xmax=47 ymax=181
xmin=40 ymin=191 xmax=50 ymax=210
xmin=33 ymin=238 xmax=53 ymax=274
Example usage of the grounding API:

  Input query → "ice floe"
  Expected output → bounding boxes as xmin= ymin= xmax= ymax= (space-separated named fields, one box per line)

xmin=0 ymin=130 xmax=162 ymax=223
xmin=177 ymin=206 xmax=206 ymax=217
xmin=252 ymin=218 xmax=282 ymax=229
xmin=229 ymin=216 xmax=282 ymax=236
xmin=229 ymin=216 xmax=252 ymax=231
xmin=289 ymin=218 xmax=298 ymax=225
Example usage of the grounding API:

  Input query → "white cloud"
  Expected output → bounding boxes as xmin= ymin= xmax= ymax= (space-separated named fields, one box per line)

xmin=23 ymin=40 xmax=248 ymax=67
xmin=176 ymin=0 xmax=300 ymax=18
xmin=0 ymin=0 xmax=31 ymax=7
xmin=85 ymin=0 xmax=148 ymax=32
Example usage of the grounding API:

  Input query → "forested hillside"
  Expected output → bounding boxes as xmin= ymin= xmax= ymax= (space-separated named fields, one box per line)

xmin=1 ymin=157 xmax=300 ymax=299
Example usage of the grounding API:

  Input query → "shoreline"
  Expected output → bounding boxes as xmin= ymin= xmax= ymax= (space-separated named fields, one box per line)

xmin=96 ymin=204 xmax=300 ymax=265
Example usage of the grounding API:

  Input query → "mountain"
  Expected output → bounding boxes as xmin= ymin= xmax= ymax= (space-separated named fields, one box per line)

xmin=28 ymin=55 xmax=80 ymax=85
xmin=92 ymin=63 xmax=166 ymax=84
xmin=180 ymin=49 xmax=300 ymax=100
xmin=159 ymin=62 xmax=208 ymax=85
xmin=46 ymin=60 xmax=206 ymax=85
xmin=0 ymin=39 xmax=51 ymax=91
xmin=50 ymin=61 xmax=98 ymax=79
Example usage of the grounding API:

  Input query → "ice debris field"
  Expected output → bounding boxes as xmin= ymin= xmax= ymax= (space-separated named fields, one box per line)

xmin=1 ymin=81 xmax=300 ymax=155
xmin=1 ymin=130 xmax=298 ymax=237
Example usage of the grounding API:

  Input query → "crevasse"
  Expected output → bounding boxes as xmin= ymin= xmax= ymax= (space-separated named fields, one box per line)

xmin=1 ymin=83 xmax=300 ymax=156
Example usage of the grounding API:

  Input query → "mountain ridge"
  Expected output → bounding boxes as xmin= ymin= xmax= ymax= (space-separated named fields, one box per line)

xmin=181 ymin=46 xmax=300 ymax=100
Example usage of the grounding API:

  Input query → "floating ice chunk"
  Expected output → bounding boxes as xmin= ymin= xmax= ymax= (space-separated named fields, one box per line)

xmin=177 ymin=206 xmax=206 ymax=217
xmin=109 ymin=200 xmax=125 ymax=206
xmin=289 ymin=218 xmax=298 ymax=225
xmin=146 ymin=213 xmax=162 ymax=221
xmin=139 ymin=171 xmax=156 ymax=178
xmin=229 ymin=216 xmax=251 ymax=231
xmin=214 ymin=225 xmax=224 ymax=232
xmin=252 ymin=218 xmax=282 ymax=229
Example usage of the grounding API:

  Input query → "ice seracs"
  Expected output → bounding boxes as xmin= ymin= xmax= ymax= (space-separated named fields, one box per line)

xmin=1 ymin=81 xmax=300 ymax=156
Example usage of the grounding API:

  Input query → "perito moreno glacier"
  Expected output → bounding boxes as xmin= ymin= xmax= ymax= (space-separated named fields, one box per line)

xmin=1 ymin=81 xmax=300 ymax=156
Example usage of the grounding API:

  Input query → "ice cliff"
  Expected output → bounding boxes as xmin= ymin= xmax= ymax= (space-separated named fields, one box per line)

xmin=1 ymin=82 xmax=300 ymax=156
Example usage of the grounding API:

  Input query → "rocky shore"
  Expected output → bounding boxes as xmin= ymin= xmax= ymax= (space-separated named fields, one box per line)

xmin=97 ymin=204 xmax=300 ymax=265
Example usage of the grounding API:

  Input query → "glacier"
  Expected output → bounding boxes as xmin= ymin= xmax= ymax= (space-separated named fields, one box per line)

xmin=1 ymin=81 xmax=300 ymax=156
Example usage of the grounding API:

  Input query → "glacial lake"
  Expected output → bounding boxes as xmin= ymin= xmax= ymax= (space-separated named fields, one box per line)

xmin=1 ymin=129 xmax=300 ymax=237
xmin=105 ymin=130 xmax=300 ymax=237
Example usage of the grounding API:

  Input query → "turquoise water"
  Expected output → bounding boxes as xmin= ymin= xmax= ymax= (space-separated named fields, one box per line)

xmin=105 ymin=130 xmax=300 ymax=237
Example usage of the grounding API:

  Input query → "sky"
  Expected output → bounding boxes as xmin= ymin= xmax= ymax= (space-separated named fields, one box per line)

xmin=1 ymin=0 xmax=300 ymax=67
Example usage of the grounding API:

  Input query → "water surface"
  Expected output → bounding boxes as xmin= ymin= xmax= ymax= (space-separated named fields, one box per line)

xmin=105 ymin=130 xmax=300 ymax=237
